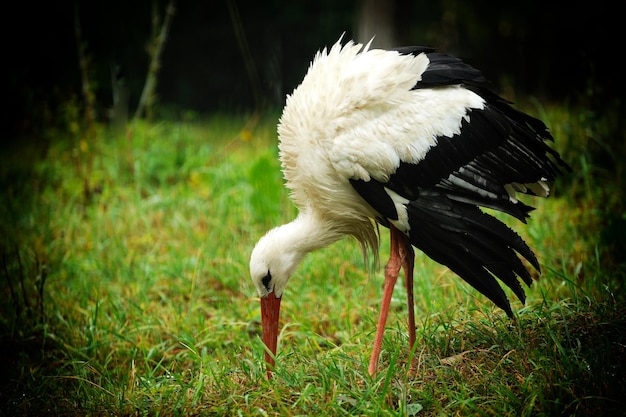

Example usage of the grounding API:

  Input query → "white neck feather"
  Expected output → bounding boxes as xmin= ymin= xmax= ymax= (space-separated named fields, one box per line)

xmin=280 ymin=211 xmax=345 ymax=256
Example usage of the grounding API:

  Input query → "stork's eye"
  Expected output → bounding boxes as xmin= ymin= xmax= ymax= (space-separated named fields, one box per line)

xmin=262 ymin=271 xmax=272 ymax=291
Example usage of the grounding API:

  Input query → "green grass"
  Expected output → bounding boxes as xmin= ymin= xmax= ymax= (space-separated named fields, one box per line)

xmin=1 ymin=107 xmax=625 ymax=416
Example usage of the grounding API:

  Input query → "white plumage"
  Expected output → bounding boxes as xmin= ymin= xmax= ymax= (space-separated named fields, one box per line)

xmin=250 ymin=38 xmax=570 ymax=378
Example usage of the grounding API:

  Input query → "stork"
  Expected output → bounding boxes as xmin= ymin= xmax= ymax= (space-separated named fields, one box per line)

xmin=249 ymin=38 xmax=570 ymax=378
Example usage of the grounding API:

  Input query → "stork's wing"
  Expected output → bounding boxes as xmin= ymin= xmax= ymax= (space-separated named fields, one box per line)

xmin=394 ymin=46 xmax=489 ymax=89
xmin=350 ymin=49 xmax=571 ymax=317
xmin=352 ymin=175 xmax=540 ymax=316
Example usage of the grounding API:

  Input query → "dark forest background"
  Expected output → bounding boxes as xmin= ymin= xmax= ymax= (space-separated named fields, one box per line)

xmin=3 ymin=0 xmax=622 ymax=142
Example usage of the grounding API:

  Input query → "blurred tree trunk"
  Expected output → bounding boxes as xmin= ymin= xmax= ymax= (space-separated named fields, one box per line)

xmin=110 ymin=64 xmax=129 ymax=134
xmin=133 ymin=0 xmax=176 ymax=122
xmin=357 ymin=0 xmax=395 ymax=49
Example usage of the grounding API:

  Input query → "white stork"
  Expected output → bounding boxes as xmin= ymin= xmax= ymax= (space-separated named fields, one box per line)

xmin=249 ymin=38 xmax=570 ymax=378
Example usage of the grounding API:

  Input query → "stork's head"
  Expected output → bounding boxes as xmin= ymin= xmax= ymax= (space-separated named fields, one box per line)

xmin=250 ymin=225 xmax=304 ymax=298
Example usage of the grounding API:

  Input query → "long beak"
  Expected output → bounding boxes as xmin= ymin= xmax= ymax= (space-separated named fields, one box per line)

xmin=260 ymin=292 xmax=282 ymax=379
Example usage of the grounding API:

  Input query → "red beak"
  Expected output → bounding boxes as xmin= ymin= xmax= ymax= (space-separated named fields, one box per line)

xmin=260 ymin=292 xmax=282 ymax=379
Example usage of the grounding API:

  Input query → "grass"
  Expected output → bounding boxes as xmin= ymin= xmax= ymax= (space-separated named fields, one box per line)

xmin=1 ymin=105 xmax=625 ymax=416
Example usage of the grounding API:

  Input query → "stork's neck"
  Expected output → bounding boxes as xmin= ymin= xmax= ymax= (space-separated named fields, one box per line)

xmin=282 ymin=211 xmax=345 ymax=256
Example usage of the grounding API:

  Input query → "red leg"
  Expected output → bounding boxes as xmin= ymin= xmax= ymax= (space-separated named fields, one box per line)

xmin=399 ymin=234 xmax=416 ymax=370
xmin=369 ymin=224 xmax=411 ymax=375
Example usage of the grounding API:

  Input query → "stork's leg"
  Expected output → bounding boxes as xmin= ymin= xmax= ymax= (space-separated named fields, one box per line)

xmin=368 ymin=224 xmax=406 ymax=375
xmin=399 ymin=233 xmax=416 ymax=370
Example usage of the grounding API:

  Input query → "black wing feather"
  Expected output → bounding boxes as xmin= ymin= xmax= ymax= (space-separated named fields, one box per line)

xmin=394 ymin=46 xmax=489 ymax=89
xmin=351 ymin=179 xmax=538 ymax=317
xmin=406 ymin=190 xmax=539 ymax=316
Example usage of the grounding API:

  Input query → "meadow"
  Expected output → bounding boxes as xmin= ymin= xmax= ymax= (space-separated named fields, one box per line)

xmin=1 ymin=104 xmax=624 ymax=416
